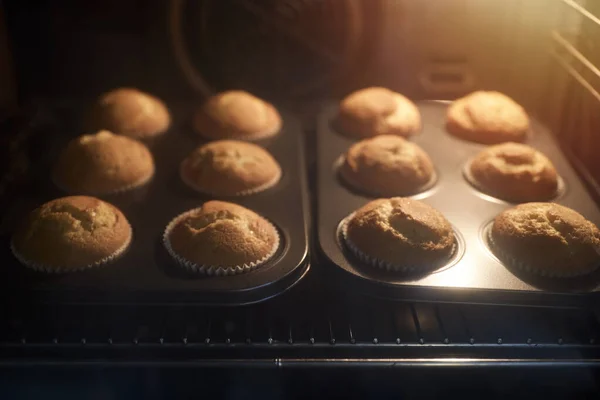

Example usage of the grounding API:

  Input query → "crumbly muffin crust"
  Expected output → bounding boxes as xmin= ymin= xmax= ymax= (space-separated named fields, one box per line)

xmin=88 ymin=87 xmax=171 ymax=139
xmin=336 ymin=87 xmax=421 ymax=139
xmin=344 ymin=198 xmax=456 ymax=269
xmin=340 ymin=135 xmax=435 ymax=196
xmin=193 ymin=91 xmax=281 ymax=140
xmin=53 ymin=130 xmax=155 ymax=195
xmin=180 ymin=140 xmax=281 ymax=196
xmin=490 ymin=202 xmax=600 ymax=276
xmin=468 ymin=142 xmax=558 ymax=202
xmin=11 ymin=196 xmax=132 ymax=271
xmin=446 ymin=91 xmax=529 ymax=144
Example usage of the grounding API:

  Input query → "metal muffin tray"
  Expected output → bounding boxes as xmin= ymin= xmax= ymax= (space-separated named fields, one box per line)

xmin=317 ymin=100 xmax=600 ymax=306
xmin=0 ymin=106 xmax=310 ymax=306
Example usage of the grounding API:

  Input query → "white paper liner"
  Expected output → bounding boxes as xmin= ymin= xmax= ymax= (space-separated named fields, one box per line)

xmin=10 ymin=225 xmax=132 ymax=273
xmin=52 ymin=166 xmax=155 ymax=197
xmin=462 ymin=157 xmax=565 ymax=203
xmin=163 ymin=208 xmax=281 ymax=276
xmin=336 ymin=156 xmax=438 ymax=198
xmin=486 ymin=225 xmax=599 ymax=278
xmin=180 ymin=163 xmax=281 ymax=197
xmin=339 ymin=214 xmax=457 ymax=273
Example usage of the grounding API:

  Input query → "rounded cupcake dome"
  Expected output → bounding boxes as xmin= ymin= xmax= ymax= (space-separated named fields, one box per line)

xmin=164 ymin=201 xmax=280 ymax=275
xmin=343 ymin=198 xmax=456 ymax=271
xmin=467 ymin=142 xmax=559 ymax=202
xmin=446 ymin=91 xmax=530 ymax=144
xmin=490 ymin=202 xmax=600 ymax=277
xmin=88 ymin=87 xmax=171 ymax=140
xmin=340 ymin=135 xmax=435 ymax=197
xmin=52 ymin=130 xmax=155 ymax=195
xmin=336 ymin=87 xmax=421 ymax=139
xmin=11 ymin=196 xmax=132 ymax=272
xmin=180 ymin=140 xmax=281 ymax=196
xmin=192 ymin=90 xmax=282 ymax=141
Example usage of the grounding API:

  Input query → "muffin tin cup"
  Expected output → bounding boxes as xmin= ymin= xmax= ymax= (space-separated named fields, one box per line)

xmin=485 ymin=224 xmax=599 ymax=279
xmin=318 ymin=100 xmax=600 ymax=306
xmin=462 ymin=157 xmax=566 ymax=204
xmin=9 ymin=230 xmax=132 ymax=274
xmin=163 ymin=208 xmax=281 ymax=276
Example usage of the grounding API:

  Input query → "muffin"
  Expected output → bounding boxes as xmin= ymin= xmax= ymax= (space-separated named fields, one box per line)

xmin=11 ymin=196 xmax=132 ymax=272
xmin=489 ymin=203 xmax=600 ymax=277
xmin=88 ymin=87 xmax=171 ymax=140
xmin=339 ymin=135 xmax=435 ymax=197
xmin=180 ymin=140 xmax=281 ymax=196
xmin=163 ymin=201 xmax=280 ymax=275
xmin=466 ymin=142 xmax=559 ymax=202
xmin=446 ymin=91 xmax=530 ymax=144
xmin=336 ymin=87 xmax=421 ymax=139
xmin=53 ymin=130 xmax=155 ymax=195
xmin=341 ymin=198 xmax=456 ymax=272
xmin=192 ymin=90 xmax=282 ymax=141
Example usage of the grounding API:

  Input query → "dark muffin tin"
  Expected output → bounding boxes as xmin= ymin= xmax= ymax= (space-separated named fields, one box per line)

xmin=0 ymin=106 xmax=309 ymax=306
xmin=317 ymin=100 xmax=600 ymax=306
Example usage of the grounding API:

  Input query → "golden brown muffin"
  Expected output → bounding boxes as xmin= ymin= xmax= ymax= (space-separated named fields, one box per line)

xmin=88 ymin=88 xmax=171 ymax=140
xmin=180 ymin=140 xmax=281 ymax=196
xmin=53 ymin=130 xmax=155 ymax=195
xmin=164 ymin=201 xmax=280 ymax=275
xmin=467 ymin=142 xmax=559 ymax=202
xmin=490 ymin=203 xmax=600 ymax=277
xmin=11 ymin=196 xmax=132 ymax=272
xmin=446 ymin=91 xmax=529 ymax=144
xmin=192 ymin=91 xmax=282 ymax=140
xmin=340 ymin=135 xmax=435 ymax=197
xmin=336 ymin=87 xmax=421 ymax=139
xmin=342 ymin=198 xmax=456 ymax=271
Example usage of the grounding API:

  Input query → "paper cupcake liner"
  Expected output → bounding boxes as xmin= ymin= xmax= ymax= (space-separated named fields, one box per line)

xmin=339 ymin=215 xmax=457 ymax=273
xmin=180 ymin=163 xmax=282 ymax=197
xmin=52 ymin=166 xmax=155 ymax=197
xmin=337 ymin=156 xmax=438 ymax=198
xmin=9 ymin=226 xmax=132 ymax=274
xmin=462 ymin=158 xmax=565 ymax=203
xmin=486 ymin=225 xmax=599 ymax=278
xmin=163 ymin=208 xmax=281 ymax=276
xmin=199 ymin=125 xmax=281 ymax=142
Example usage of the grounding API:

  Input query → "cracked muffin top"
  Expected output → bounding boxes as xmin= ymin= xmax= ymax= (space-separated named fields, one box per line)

xmin=52 ymin=130 xmax=155 ymax=195
xmin=344 ymin=198 xmax=456 ymax=269
xmin=490 ymin=203 xmax=600 ymax=276
xmin=192 ymin=91 xmax=282 ymax=141
xmin=446 ymin=91 xmax=529 ymax=144
xmin=87 ymin=87 xmax=171 ymax=140
xmin=180 ymin=140 xmax=281 ymax=196
xmin=340 ymin=135 xmax=435 ymax=197
xmin=336 ymin=87 xmax=421 ymax=139
xmin=11 ymin=196 xmax=132 ymax=271
xmin=468 ymin=142 xmax=558 ymax=202
xmin=165 ymin=201 xmax=279 ymax=269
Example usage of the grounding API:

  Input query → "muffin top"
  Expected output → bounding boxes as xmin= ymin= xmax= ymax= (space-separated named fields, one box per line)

xmin=53 ymin=130 xmax=155 ymax=195
xmin=336 ymin=87 xmax=421 ymax=139
xmin=344 ymin=198 xmax=455 ymax=268
xmin=193 ymin=90 xmax=282 ymax=140
xmin=446 ymin=91 xmax=529 ymax=144
xmin=11 ymin=196 xmax=132 ymax=270
xmin=469 ymin=142 xmax=558 ymax=202
xmin=491 ymin=203 xmax=600 ymax=276
xmin=340 ymin=135 xmax=435 ymax=197
xmin=88 ymin=87 xmax=171 ymax=139
xmin=180 ymin=140 xmax=281 ymax=196
xmin=166 ymin=201 xmax=279 ymax=269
